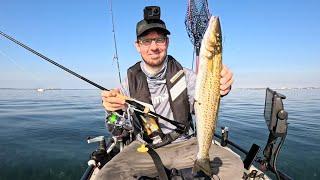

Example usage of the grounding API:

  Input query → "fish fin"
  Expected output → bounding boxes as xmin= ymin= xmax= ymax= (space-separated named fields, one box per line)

xmin=192 ymin=158 xmax=213 ymax=177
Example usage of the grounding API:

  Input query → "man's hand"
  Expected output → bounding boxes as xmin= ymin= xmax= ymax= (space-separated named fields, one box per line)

xmin=220 ymin=64 xmax=234 ymax=96
xmin=101 ymin=89 xmax=127 ymax=112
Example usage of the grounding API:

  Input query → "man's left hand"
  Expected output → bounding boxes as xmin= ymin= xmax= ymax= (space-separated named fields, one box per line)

xmin=220 ymin=64 xmax=234 ymax=96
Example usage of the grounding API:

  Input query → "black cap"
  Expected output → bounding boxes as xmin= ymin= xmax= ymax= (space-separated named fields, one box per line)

xmin=136 ymin=19 xmax=171 ymax=37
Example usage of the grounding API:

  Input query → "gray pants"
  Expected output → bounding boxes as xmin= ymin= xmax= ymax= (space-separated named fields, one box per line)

xmin=96 ymin=137 xmax=243 ymax=179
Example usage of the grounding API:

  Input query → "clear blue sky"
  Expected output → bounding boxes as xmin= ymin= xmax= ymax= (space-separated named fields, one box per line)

xmin=0 ymin=0 xmax=319 ymax=89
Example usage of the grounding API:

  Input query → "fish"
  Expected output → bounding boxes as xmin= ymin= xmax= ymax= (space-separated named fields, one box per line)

xmin=193 ymin=16 xmax=223 ymax=177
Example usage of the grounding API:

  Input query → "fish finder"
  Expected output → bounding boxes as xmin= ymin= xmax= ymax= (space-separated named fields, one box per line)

xmin=264 ymin=88 xmax=288 ymax=137
xmin=262 ymin=88 xmax=289 ymax=179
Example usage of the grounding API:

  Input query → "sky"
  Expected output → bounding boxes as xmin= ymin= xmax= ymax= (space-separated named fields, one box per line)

xmin=0 ymin=0 xmax=319 ymax=89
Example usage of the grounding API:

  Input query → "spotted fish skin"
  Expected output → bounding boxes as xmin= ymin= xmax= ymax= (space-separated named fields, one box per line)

xmin=193 ymin=16 xmax=222 ymax=177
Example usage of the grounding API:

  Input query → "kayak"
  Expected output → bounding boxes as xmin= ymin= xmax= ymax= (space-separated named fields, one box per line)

xmin=81 ymin=88 xmax=292 ymax=180
xmin=88 ymin=137 xmax=268 ymax=180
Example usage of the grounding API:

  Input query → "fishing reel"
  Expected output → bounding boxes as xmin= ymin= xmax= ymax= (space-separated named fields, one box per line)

xmin=130 ymin=107 xmax=164 ymax=145
xmin=106 ymin=112 xmax=125 ymax=136
xmin=105 ymin=112 xmax=133 ymax=149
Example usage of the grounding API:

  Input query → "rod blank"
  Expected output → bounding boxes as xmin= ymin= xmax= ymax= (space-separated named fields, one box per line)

xmin=0 ymin=31 xmax=108 ymax=91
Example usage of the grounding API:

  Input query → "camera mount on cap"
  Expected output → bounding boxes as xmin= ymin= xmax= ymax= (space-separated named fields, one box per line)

xmin=144 ymin=6 xmax=161 ymax=21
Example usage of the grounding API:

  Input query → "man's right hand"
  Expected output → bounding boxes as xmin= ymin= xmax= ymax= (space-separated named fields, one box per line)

xmin=101 ymin=89 xmax=127 ymax=112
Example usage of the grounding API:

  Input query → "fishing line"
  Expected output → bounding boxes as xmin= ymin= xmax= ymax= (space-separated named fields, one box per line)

xmin=0 ymin=49 xmax=43 ymax=83
xmin=108 ymin=0 xmax=122 ymax=85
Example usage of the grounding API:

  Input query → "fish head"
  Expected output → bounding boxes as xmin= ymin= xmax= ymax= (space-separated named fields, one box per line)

xmin=200 ymin=16 xmax=222 ymax=72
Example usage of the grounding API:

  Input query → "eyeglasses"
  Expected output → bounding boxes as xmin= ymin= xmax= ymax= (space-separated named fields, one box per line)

xmin=138 ymin=37 xmax=167 ymax=46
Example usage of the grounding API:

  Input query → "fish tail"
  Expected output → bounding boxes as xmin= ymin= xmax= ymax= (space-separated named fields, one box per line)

xmin=192 ymin=158 xmax=213 ymax=177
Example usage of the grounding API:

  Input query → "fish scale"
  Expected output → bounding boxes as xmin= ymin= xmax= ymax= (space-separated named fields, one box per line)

xmin=193 ymin=16 xmax=223 ymax=177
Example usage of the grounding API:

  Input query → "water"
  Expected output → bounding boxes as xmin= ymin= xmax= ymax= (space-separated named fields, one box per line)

xmin=0 ymin=88 xmax=319 ymax=179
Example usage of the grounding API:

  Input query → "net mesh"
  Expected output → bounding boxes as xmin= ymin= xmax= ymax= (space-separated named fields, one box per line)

xmin=185 ymin=0 xmax=211 ymax=54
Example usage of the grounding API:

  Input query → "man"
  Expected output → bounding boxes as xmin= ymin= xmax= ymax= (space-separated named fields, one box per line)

xmin=97 ymin=6 xmax=242 ymax=179
xmin=101 ymin=12 xmax=233 ymax=143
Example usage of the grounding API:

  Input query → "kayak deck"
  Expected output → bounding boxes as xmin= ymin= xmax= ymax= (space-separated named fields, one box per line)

xmin=93 ymin=137 xmax=244 ymax=180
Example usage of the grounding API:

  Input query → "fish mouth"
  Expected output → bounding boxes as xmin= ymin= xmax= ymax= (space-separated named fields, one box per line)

xmin=212 ymin=16 xmax=221 ymax=34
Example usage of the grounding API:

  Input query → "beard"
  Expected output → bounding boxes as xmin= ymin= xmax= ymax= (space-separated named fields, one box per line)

xmin=142 ymin=53 xmax=167 ymax=68
xmin=144 ymin=58 xmax=164 ymax=67
xmin=141 ymin=54 xmax=167 ymax=75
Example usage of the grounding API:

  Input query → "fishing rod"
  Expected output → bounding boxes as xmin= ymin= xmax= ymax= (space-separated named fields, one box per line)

xmin=0 ymin=31 xmax=107 ymax=91
xmin=0 ymin=30 xmax=185 ymax=130
xmin=108 ymin=0 xmax=122 ymax=84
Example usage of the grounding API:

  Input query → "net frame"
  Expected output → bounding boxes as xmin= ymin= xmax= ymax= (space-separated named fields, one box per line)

xmin=185 ymin=0 xmax=211 ymax=72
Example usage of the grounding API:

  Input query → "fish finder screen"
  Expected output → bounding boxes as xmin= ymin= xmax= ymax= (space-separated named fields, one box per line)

xmin=264 ymin=88 xmax=274 ymax=130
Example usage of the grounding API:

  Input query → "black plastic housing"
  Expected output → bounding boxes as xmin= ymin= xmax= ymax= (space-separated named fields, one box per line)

xmin=144 ymin=6 xmax=161 ymax=20
xmin=264 ymin=88 xmax=288 ymax=136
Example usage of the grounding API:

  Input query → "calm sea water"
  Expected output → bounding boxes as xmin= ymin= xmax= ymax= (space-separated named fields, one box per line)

xmin=0 ymin=88 xmax=319 ymax=180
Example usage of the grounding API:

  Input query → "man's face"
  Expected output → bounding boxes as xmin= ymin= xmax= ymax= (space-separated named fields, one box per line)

xmin=135 ymin=30 xmax=169 ymax=67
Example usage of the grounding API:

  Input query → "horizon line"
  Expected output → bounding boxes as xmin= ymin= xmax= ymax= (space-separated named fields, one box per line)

xmin=1 ymin=87 xmax=319 ymax=90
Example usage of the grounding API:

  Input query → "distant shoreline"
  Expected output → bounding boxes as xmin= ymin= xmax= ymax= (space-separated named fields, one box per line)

xmin=234 ymin=87 xmax=320 ymax=90
xmin=1 ymin=87 xmax=319 ymax=90
xmin=0 ymin=88 xmax=96 ymax=90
